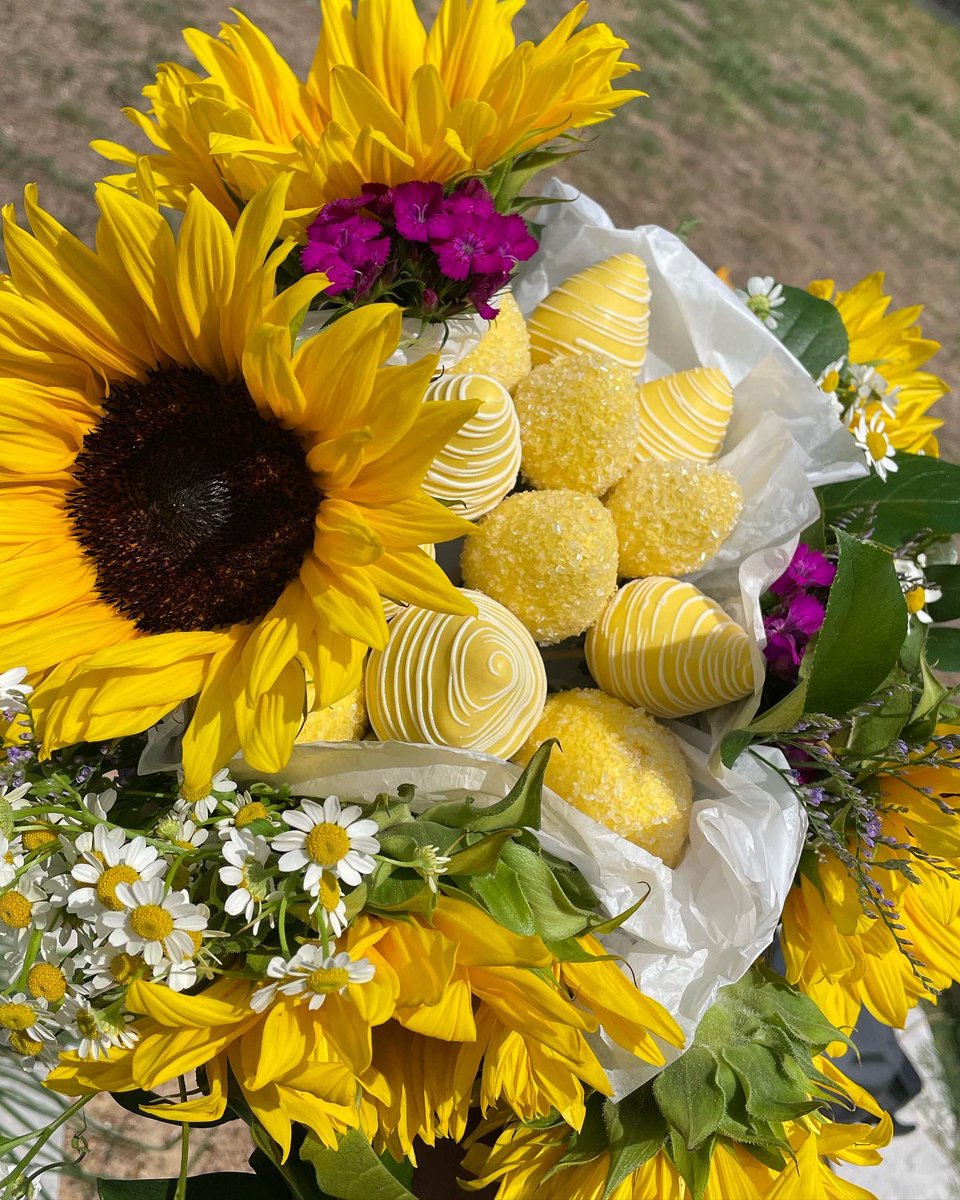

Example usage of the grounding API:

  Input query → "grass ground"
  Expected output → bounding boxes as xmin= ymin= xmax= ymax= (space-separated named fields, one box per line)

xmin=1 ymin=0 xmax=959 ymax=1191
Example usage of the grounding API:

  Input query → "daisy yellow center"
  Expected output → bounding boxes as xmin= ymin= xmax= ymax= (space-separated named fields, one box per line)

xmin=0 ymin=1003 xmax=36 ymax=1031
xmin=0 ymin=891 xmax=32 ymax=929
xmin=3 ymin=852 xmax=14 ymax=865
xmin=235 ymin=802 xmax=269 ymax=829
xmin=305 ymin=966 xmax=350 ymax=994
xmin=9 ymin=1031 xmax=44 ymax=1058
xmin=187 ymin=930 xmax=203 ymax=955
xmin=110 ymin=952 xmax=147 ymax=985
xmin=27 ymin=963 xmax=67 ymax=1003
xmin=22 ymin=824 xmax=59 ymax=853
xmin=306 ymin=823 xmax=351 ymax=865
xmin=76 ymin=1008 xmax=100 ymax=1038
xmin=66 ymin=366 xmax=320 ymax=634
xmin=130 ymin=904 xmax=174 ymax=942
xmin=319 ymin=872 xmax=341 ymax=913
xmin=866 ymin=430 xmax=890 ymax=461
xmin=906 ymin=586 xmax=928 ymax=615
xmin=96 ymin=865 xmax=140 ymax=911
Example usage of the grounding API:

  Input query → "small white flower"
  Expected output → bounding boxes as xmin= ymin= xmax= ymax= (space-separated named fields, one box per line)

xmin=176 ymin=767 xmax=237 ymax=821
xmin=895 ymin=556 xmax=942 ymax=624
xmin=83 ymin=945 xmax=151 ymax=995
xmin=415 ymin=844 xmax=452 ymax=894
xmin=311 ymin=871 xmax=349 ymax=938
xmin=0 ymin=668 xmax=32 ymax=716
xmin=23 ymin=955 xmax=83 ymax=1005
xmin=736 ymin=275 xmax=785 ymax=330
xmin=0 ymin=993 xmax=57 ymax=1046
xmin=68 ymin=826 xmax=165 ymax=924
xmin=0 ymin=872 xmax=53 ymax=949
xmin=216 ymin=792 xmax=274 ymax=840
xmin=848 ymin=362 xmax=898 ymax=416
xmin=250 ymin=946 xmax=375 ymax=1013
xmin=80 ymin=788 xmax=118 ymax=821
xmin=156 ymin=813 xmax=209 ymax=852
xmin=0 ymin=832 xmax=24 ymax=888
xmin=58 ymin=997 xmax=138 ymax=1061
xmin=219 ymin=830 xmax=274 ymax=927
xmin=0 ymin=782 xmax=33 ymax=812
xmin=102 ymin=878 xmax=207 ymax=967
xmin=852 ymin=410 xmax=898 ymax=482
xmin=273 ymin=796 xmax=379 ymax=895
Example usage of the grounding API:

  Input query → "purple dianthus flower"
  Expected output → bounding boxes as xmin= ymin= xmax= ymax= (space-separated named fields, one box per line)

xmin=770 ymin=543 xmax=837 ymax=598
xmin=392 ymin=181 xmax=445 ymax=243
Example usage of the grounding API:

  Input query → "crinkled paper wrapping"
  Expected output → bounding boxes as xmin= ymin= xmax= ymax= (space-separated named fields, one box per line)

xmin=235 ymin=736 xmax=803 ymax=1098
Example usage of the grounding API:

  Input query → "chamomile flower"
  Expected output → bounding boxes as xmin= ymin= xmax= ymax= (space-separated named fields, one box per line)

xmin=68 ymin=826 xmax=165 ymax=923
xmin=83 ymin=946 xmax=150 ymax=995
xmin=273 ymin=796 xmax=379 ymax=894
xmin=313 ymin=872 xmax=348 ymax=938
xmin=0 ymin=668 xmax=32 ymax=716
xmin=0 ymin=872 xmax=53 ymax=949
xmin=737 ymin=275 xmax=785 ymax=330
xmin=849 ymin=362 xmax=899 ymax=415
xmin=895 ymin=555 xmax=943 ymax=624
xmin=152 ymin=904 xmax=216 ymax=992
xmin=58 ymin=996 xmax=138 ymax=1061
xmin=102 ymin=879 xmax=207 ymax=967
xmin=250 ymin=946 xmax=375 ymax=1013
xmin=156 ymin=813 xmax=209 ymax=852
xmin=216 ymin=792 xmax=274 ymax=840
xmin=219 ymin=831 xmax=274 ymax=928
xmin=0 ymin=833 xmax=24 ymax=887
xmin=0 ymin=993 xmax=57 ymax=1046
xmin=414 ymin=845 xmax=452 ymax=894
xmin=176 ymin=767 xmax=237 ymax=821
xmin=853 ymin=410 xmax=898 ymax=481
xmin=25 ymin=956 xmax=82 ymax=1005
xmin=0 ymin=782 xmax=33 ymax=813
xmin=817 ymin=357 xmax=847 ymax=417
xmin=80 ymin=788 xmax=118 ymax=821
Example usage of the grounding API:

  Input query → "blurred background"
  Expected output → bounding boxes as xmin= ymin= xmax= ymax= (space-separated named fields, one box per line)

xmin=0 ymin=0 xmax=958 ymax=1194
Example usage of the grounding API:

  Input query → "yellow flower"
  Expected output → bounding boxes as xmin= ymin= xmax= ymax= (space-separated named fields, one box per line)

xmin=810 ymin=273 xmax=948 ymax=456
xmin=93 ymin=2 xmax=642 ymax=222
xmin=782 ymin=742 xmax=960 ymax=1034
xmin=462 ymin=1065 xmax=890 ymax=1199
xmin=0 ymin=176 xmax=476 ymax=796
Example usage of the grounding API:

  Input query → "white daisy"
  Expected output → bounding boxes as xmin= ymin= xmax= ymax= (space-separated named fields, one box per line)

xmin=80 ymin=788 xmax=118 ymax=821
xmin=156 ymin=813 xmax=209 ymax=852
xmin=853 ymin=410 xmax=898 ymax=482
xmin=57 ymin=996 xmax=138 ymax=1061
xmin=895 ymin=555 xmax=943 ymax=625
xmin=176 ymin=766 xmax=237 ymax=821
xmin=216 ymin=792 xmax=274 ymax=840
xmin=250 ymin=946 xmax=375 ymax=1013
xmin=312 ymin=871 xmax=349 ymax=938
xmin=848 ymin=362 xmax=899 ymax=416
xmin=0 ymin=832 xmax=24 ymax=888
xmin=102 ymin=879 xmax=207 ymax=968
xmin=67 ymin=826 xmax=166 ymax=924
xmin=0 ymin=993 xmax=58 ymax=1046
xmin=272 ymin=796 xmax=380 ymax=895
xmin=24 ymin=955 xmax=83 ymax=1005
xmin=0 ymin=667 xmax=32 ymax=716
xmin=219 ymin=830 xmax=275 ymax=928
xmin=83 ymin=945 xmax=150 ymax=996
xmin=736 ymin=275 xmax=785 ymax=330
xmin=0 ymin=782 xmax=33 ymax=813
xmin=0 ymin=872 xmax=52 ymax=950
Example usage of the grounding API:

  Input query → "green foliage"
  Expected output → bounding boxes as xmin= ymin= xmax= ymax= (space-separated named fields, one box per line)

xmin=927 ymin=627 xmax=960 ymax=672
xmin=820 ymin=453 xmax=960 ymax=547
xmin=97 ymin=1178 xmax=277 ymax=1200
xmin=300 ymin=1131 xmax=416 ymax=1200
xmin=770 ymin=284 xmax=849 ymax=378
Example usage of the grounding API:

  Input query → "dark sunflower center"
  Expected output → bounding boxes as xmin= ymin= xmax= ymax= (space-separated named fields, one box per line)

xmin=67 ymin=367 xmax=319 ymax=634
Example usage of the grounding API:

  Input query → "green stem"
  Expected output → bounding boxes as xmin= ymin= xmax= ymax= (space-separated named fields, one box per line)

xmin=1 ymin=1095 xmax=91 ymax=1196
xmin=174 ymin=1122 xmax=190 ymax=1200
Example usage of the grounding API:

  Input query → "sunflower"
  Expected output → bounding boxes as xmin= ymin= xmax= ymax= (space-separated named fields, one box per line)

xmin=93 ymin=1 xmax=642 ymax=223
xmin=809 ymin=273 xmax=948 ymax=456
xmin=0 ymin=176 xmax=477 ymax=797
xmin=781 ymin=747 xmax=960 ymax=1035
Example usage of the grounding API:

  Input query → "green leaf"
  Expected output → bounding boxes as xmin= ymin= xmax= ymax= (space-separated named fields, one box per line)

xmin=603 ymin=1089 xmax=668 ymax=1198
xmin=926 ymin=564 xmax=960 ymax=622
xmin=770 ymin=285 xmax=849 ymax=378
xmin=846 ymin=668 xmax=913 ymax=755
xmin=443 ymin=827 xmax=517 ymax=876
xmin=927 ymin=626 xmax=960 ymax=672
xmin=653 ymin=1047 xmax=726 ymax=1150
xmin=422 ymin=740 xmax=556 ymax=833
xmin=300 ymin=1131 xmax=416 ymax=1200
xmin=720 ymin=728 xmax=754 ymax=769
xmin=97 ymin=1178 xmax=276 ymax=1200
xmin=820 ymin=453 xmax=960 ymax=546
xmin=500 ymin=841 xmax=595 ymax=940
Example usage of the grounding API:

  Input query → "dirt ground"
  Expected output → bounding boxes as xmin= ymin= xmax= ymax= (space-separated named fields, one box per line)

xmin=0 ymin=0 xmax=957 ymax=1189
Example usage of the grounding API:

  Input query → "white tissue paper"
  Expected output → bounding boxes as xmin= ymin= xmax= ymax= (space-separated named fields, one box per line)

xmin=235 ymin=736 xmax=803 ymax=1098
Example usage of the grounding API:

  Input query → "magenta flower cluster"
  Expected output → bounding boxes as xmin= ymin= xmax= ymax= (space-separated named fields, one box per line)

xmin=762 ymin=544 xmax=837 ymax=682
xmin=301 ymin=179 xmax=539 ymax=320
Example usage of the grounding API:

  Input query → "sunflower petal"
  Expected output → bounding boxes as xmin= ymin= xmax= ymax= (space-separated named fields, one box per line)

xmin=236 ymin=657 xmax=305 ymax=774
xmin=300 ymin=553 xmax=390 ymax=649
xmin=363 ymin=547 xmax=476 ymax=615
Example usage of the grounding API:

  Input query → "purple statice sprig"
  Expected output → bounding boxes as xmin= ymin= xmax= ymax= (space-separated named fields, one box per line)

xmin=762 ymin=544 xmax=837 ymax=684
xmin=300 ymin=178 xmax=539 ymax=322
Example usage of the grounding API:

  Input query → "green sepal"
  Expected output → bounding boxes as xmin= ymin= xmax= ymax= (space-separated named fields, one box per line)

xmin=544 ymin=1094 xmax=608 ymax=1179
xmin=421 ymin=740 xmax=556 ymax=833
xmin=602 ymin=1087 xmax=668 ymax=1198
xmin=666 ymin=1130 xmax=713 ymax=1200
xmin=588 ymin=887 xmax=651 ymax=936
xmin=499 ymin=840 xmax=596 ymax=940
xmin=442 ymin=827 xmax=518 ymax=876
xmin=653 ymin=1046 xmax=725 ymax=1150
xmin=364 ymin=871 xmax=435 ymax=915
xmin=454 ymin=862 xmax=537 ymax=936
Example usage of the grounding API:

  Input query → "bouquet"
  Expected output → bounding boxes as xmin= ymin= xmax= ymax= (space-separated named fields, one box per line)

xmin=0 ymin=3 xmax=957 ymax=1199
